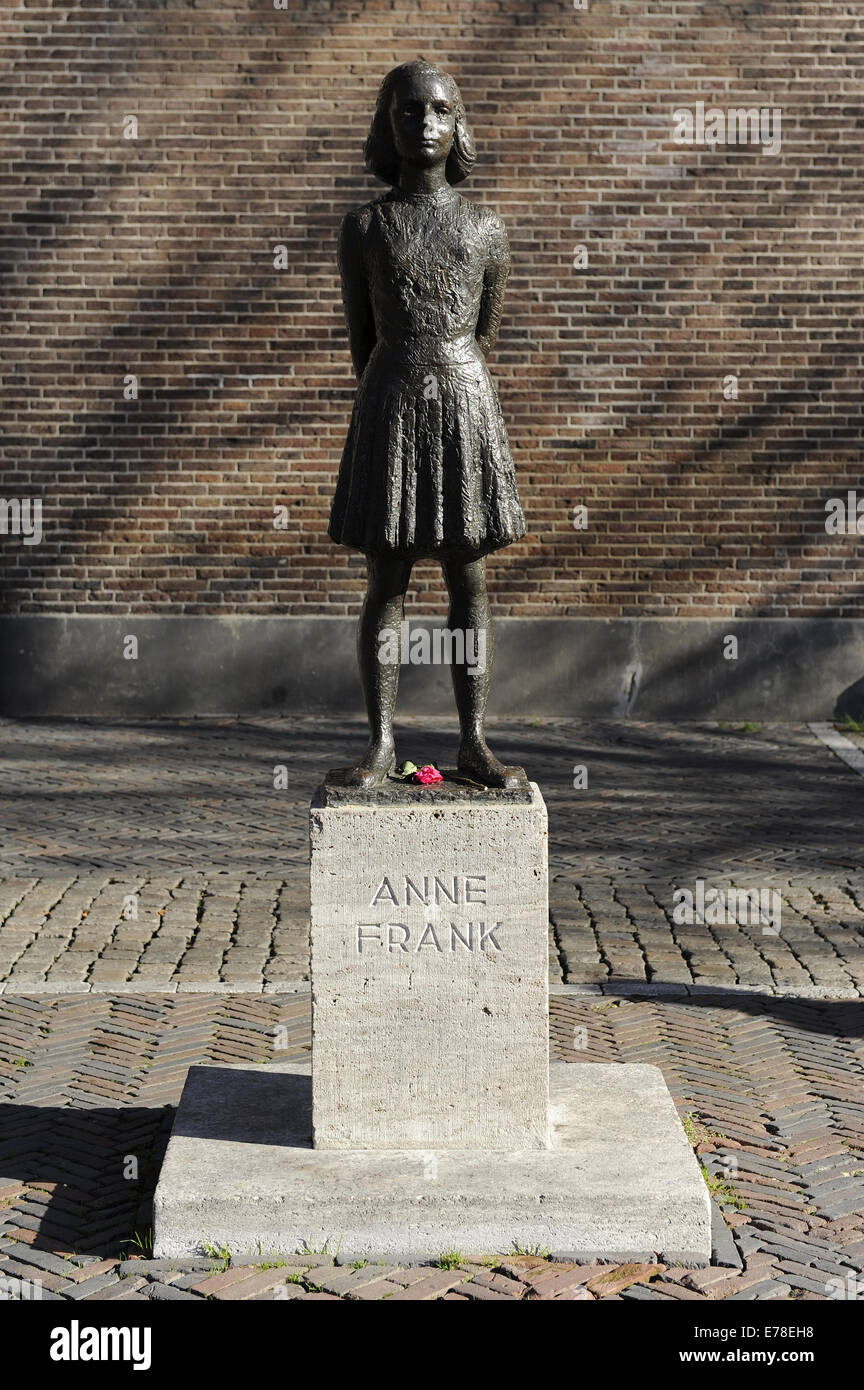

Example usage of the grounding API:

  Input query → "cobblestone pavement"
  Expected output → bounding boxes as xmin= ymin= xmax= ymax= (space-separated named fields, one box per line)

xmin=0 ymin=716 xmax=861 ymax=995
xmin=1 ymin=992 xmax=862 ymax=1301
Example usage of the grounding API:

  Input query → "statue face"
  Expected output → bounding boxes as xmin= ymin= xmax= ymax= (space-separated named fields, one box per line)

xmin=388 ymin=70 xmax=456 ymax=170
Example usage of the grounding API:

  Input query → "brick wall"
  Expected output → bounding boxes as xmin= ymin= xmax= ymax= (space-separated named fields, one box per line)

xmin=3 ymin=0 xmax=863 ymax=620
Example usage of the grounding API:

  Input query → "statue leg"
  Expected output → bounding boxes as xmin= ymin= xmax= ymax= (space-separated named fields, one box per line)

xmin=348 ymin=551 xmax=413 ymax=787
xmin=442 ymin=553 xmax=527 ymax=790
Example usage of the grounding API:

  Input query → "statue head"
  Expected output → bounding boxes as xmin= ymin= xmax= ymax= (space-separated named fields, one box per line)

xmin=364 ymin=59 xmax=476 ymax=187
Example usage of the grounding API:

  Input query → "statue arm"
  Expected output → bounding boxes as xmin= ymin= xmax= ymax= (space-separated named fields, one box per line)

xmin=338 ymin=211 xmax=376 ymax=380
xmin=475 ymin=214 xmax=511 ymax=358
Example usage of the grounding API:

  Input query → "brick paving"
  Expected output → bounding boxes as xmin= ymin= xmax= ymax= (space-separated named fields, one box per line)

xmin=0 ymin=991 xmax=862 ymax=1301
xmin=0 ymin=716 xmax=862 ymax=1300
xmin=1 ymin=716 xmax=862 ymax=996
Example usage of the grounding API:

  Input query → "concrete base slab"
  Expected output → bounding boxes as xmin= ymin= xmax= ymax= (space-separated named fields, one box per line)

xmin=153 ymin=1059 xmax=711 ymax=1265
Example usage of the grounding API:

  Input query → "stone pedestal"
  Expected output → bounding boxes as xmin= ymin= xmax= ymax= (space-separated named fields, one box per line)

xmin=152 ymin=776 xmax=712 ymax=1265
xmin=310 ymin=778 xmax=549 ymax=1150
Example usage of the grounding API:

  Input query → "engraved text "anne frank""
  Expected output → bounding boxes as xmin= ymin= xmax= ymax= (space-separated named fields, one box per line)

xmin=370 ymin=875 xmax=486 ymax=907
xmin=357 ymin=922 xmax=502 ymax=953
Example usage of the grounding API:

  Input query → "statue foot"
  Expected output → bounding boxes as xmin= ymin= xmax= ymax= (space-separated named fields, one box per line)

xmin=346 ymin=740 xmax=396 ymax=788
xmin=457 ymin=739 xmax=528 ymax=790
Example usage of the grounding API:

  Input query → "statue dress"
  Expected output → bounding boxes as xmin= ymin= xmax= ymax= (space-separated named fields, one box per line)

xmin=328 ymin=182 xmax=526 ymax=559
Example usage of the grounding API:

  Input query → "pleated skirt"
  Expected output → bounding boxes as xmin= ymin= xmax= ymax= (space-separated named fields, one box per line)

xmin=328 ymin=347 xmax=526 ymax=558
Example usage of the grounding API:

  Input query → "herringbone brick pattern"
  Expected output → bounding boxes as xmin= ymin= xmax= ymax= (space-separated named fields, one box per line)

xmin=1 ymin=993 xmax=862 ymax=1300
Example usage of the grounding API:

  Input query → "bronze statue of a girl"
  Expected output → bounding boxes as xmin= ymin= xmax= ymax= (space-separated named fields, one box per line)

xmin=329 ymin=59 xmax=527 ymax=789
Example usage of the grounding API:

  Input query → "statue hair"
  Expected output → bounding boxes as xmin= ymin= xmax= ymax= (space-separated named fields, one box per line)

xmin=363 ymin=59 xmax=476 ymax=186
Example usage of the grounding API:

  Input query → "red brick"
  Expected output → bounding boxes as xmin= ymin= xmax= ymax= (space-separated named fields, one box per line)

xmin=0 ymin=8 xmax=854 ymax=623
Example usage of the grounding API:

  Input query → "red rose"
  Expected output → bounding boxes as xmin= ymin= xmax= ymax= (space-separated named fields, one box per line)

xmin=414 ymin=764 xmax=443 ymax=784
